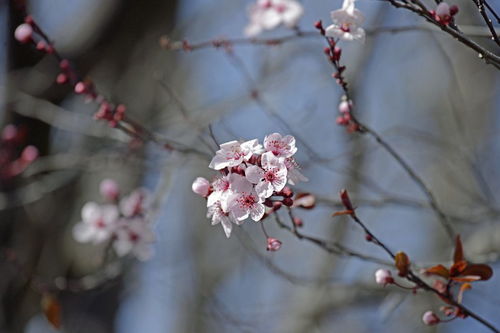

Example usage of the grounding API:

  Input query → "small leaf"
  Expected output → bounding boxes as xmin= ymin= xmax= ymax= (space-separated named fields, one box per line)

xmin=460 ymin=264 xmax=493 ymax=281
xmin=453 ymin=235 xmax=464 ymax=264
xmin=41 ymin=293 xmax=61 ymax=330
xmin=457 ymin=283 xmax=472 ymax=303
xmin=451 ymin=276 xmax=481 ymax=283
xmin=425 ymin=264 xmax=450 ymax=278
xmin=450 ymin=260 xmax=468 ymax=276
xmin=332 ymin=210 xmax=354 ymax=217
xmin=395 ymin=251 xmax=410 ymax=277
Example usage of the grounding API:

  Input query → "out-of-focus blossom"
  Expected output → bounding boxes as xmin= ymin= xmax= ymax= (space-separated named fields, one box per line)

xmin=245 ymin=0 xmax=304 ymax=37
xmin=100 ymin=179 xmax=120 ymax=201
xmin=73 ymin=202 xmax=119 ymax=244
xmin=325 ymin=0 xmax=365 ymax=41
xmin=119 ymin=188 xmax=149 ymax=217
xmin=14 ymin=23 xmax=33 ymax=43
xmin=113 ymin=218 xmax=155 ymax=261
xmin=73 ymin=182 xmax=155 ymax=261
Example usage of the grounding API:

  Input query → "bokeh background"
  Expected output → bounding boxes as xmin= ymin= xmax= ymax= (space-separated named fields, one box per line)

xmin=1 ymin=0 xmax=500 ymax=332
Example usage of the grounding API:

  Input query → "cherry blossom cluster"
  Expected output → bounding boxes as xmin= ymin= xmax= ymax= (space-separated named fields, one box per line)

xmin=73 ymin=179 xmax=154 ymax=261
xmin=14 ymin=16 xmax=127 ymax=127
xmin=192 ymin=133 xmax=307 ymax=238
xmin=0 ymin=124 xmax=38 ymax=182
xmin=430 ymin=2 xmax=459 ymax=26
xmin=245 ymin=0 xmax=304 ymax=37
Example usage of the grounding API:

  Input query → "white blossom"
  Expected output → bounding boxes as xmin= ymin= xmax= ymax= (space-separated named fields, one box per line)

xmin=263 ymin=132 xmax=297 ymax=158
xmin=73 ymin=202 xmax=119 ymax=244
xmin=209 ymin=139 xmax=262 ymax=170
xmin=325 ymin=0 xmax=365 ymax=41
xmin=245 ymin=0 xmax=304 ymax=37
xmin=246 ymin=152 xmax=287 ymax=198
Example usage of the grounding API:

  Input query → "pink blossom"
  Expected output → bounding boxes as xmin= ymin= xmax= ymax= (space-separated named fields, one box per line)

xmin=207 ymin=201 xmax=241 ymax=238
xmin=119 ymin=188 xmax=149 ymax=217
xmin=263 ymin=132 xmax=297 ymax=158
xmin=100 ymin=179 xmax=120 ymax=201
xmin=246 ymin=152 xmax=287 ymax=198
xmin=227 ymin=176 xmax=265 ymax=222
xmin=113 ymin=218 xmax=155 ymax=261
xmin=266 ymin=237 xmax=282 ymax=251
xmin=209 ymin=139 xmax=262 ymax=170
xmin=73 ymin=202 xmax=119 ymax=244
xmin=192 ymin=177 xmax=211 ymax=197
xmin=14 ymin=24 xmax=33 ymax=43
xmin=422 ymin=311 xmax=440 ymax=325
xmin=245 ymin=0 xmax=304 ymax=37
xmin=325 ymin=0 xmax=365 ymax=41
xmin=375 ymin=269 xmax=394 ymax=286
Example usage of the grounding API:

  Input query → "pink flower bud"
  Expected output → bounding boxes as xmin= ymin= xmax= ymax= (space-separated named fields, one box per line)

xmin=36 ymin=41 xmax=47 ymax=51
xmin=56 ymin=73 xmax=68 ymax=84
xmin=266 ymin=237 xmax=282 ymax=251
xmin=2 ymin=124 xmax=17 ymax=141
xmin=293 ymin=217 xmax=303 ymax=227
xmin=422 ymin=311 xmax=440 ymax=325
xmin=14 ymin=24 xmax=33 ymax=44
xmin=20 ymin=145 xmax=39 ymax=163
xmin=375 ymin=269 xmax=394 ymax=286
xmin=100 ymin=179 xmax=120 ymax=201
xmin=59 ymin=59 xmax=70 ymax=70
xmin=192 ymin=177 xmax=210 ymax=197
xmin=435 ymin=2 xmax=450 ymax=17
xmin=74 ymin=82 xmax=86 ymax=94
xmin=338 ymin=100 xmax=351 ymax=114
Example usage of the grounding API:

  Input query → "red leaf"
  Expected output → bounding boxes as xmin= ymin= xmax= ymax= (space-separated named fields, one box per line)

xmin=460 ymin=264 xmax=493 ymax=281
xmin=425 ymin=264 xmax=450 ymax=278
xmin=395 ymin=251 xmax=411 ymax=277
xmin=450 ymin=260 xmax=467 ymax=277
xmin=453 ymin=235 xmax=464 ymax=264
xmin=41 ymin=294 xmax=61 ymax=330
xmin=332 ymin=210 xmax=354 ymax=217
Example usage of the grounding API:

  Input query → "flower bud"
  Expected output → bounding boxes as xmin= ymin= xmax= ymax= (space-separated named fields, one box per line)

xmin=192 ymin=177 xmax=210 ymax=197
xmin=21 ymin=145 xmax=39 ymax=162
xmin=56 ymin=73 xmax=68 ymax=84
xmin=14 ymin=24 xmax=33 ymax=43
xmin=266 ymin=237 xmax=282 ymax=251
xmin=74 ymin=82 xmax=86 ymax=94
xmin=435 ymin=2 xmax=450 ymax=17
xmin=100 ymin=179 xmax=120 ymax=201
xmin=375 ymin=269 xmax=394 ymax=286
xmin=338 ymin=100 xmax=351 ymax=114
xmin=449 ymin=5 xmax=459 ymax=15
xmin=422 ymin=311 xmax=440 ymax=325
